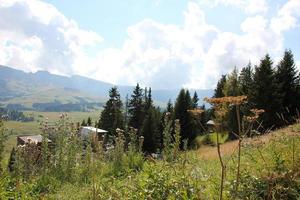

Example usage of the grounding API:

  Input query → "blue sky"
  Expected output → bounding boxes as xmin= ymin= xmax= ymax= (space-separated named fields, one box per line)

xmin=0 ymin=0 xmax=299 ymax=89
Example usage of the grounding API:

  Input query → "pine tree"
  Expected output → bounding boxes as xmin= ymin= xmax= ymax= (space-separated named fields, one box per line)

xmin=252 ymin=54 xmax=281 ymax=129
xmin=141 ymin=107 xmax=161 ymax=153
xmin=174 ymin=89 xmax=194 ymax=146
xmin=98 ymin=87 xmax=124 ymax=138
xmin=8 ymin=147 xmax=16 ymax=172
xmin=214 ymin=75 xmax=227 ymax=97
xmin=87 ymin=117 xmax=92 ymax=126
xmin=81 ymin=119 xmax=87 ymax=126
xmin=192 ymin=91 xmax=199 ymax=108
xmin=239 ymin=63 xmax=253 ymax=96
xmin=128 ymin=84 xmax=144 ymax=131
xmin=275 ymin=50 xmax=299 ymax=121
xmin=223 ymin=67 xmax=240 ymax=96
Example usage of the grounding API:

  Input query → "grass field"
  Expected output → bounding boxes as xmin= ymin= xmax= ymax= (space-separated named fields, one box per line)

xmin=3 ymin=110 xmax=101 ymax=161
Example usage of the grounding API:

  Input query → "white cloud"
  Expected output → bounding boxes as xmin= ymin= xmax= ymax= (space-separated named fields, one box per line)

xmin=271 ymin=0 xmax=300 ymax=34
xmin=199 ymin=0 xmax=268 ymax=14
xmin=0 ymin=0 xmax=299 ymax=89
xmin=0 ymin=0 xmax=102 ymax=74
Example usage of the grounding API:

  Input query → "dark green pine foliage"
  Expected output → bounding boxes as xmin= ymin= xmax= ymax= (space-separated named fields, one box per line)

xmin=87 ymin=117 xmax=92 ymax=126
xmin=252 ymin=54 xmax=281 ymax=129
xmin=98 ymin=87 xmax=124 ymax=138
xmin=275 ymin=50 xmax=299 ymax=121
xmin=238 ymin=63 xmax=254 ymax=128
xmin=8 ymin=147 xmax=16 ymax=172
xmin=141 ymin=88 xmax=162 ymax=153
xmin=166 ymin=99 xmax=174 ymax=113
xmin=174 ymin=89 xmax=194 ymax=146
xmin=239 ymin=63 xmax=254 ymax=96
xmin=214 ymin=75 xmax=227 ymax=98
xmin=81 ymin=119 xmax=87 ymax=126
xmin=192 ymin=91 xmax=199 ymax=109
xmin=128 ymin=84 xmax=144 ymax=132
xmin=223 ymin=67 xmax=240 ymax=96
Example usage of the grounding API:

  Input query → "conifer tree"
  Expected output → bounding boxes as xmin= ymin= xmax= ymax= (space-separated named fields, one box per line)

xmin=128 ymin=84 xmax=144 ymax=131
xmin=98 ymin=87 xmax=124 ymax=138
xmin=8 ymin=147 xmax=16 ymax=172
xmin=87 ymin=117 xmax=92 ymax=126
xmin=192 ymin=91 xmax=199 ymax=109
xmin=223 ymin=67 xmax=240 ymax=96
xmin=141 ymin=107 xmax=161 ymax=153
xmin=239 ymin=63 xmax=253 ymax=96
xmin=275 ymin=50 xmax=299 ymax=121
xmin=141 ymin=87 xmax=162 ymax=153
xmin=81 ymin=119 xmax=87 ymax=126
xmin=214 ymin=75 xmax=227 ymax=98
xmin=166 ymin=99 xmax=174 ymax=113
xmin=252 ymin=54 xmax=281 ymax=128
xmin=174 ymin=89 xmax=194 ymax=146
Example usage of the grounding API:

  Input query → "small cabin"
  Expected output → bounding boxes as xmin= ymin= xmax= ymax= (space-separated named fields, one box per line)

xmin=79 ymin=126 xmax=108 ymax=141
xmin=206 ymin=120 xmax=215 ymax=133
xmin=17 ymin=134 xmax=51 ymax=146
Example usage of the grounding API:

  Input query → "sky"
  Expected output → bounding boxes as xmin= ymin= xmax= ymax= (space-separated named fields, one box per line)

xmin=0 ymin=0 xmax=299 ymax=90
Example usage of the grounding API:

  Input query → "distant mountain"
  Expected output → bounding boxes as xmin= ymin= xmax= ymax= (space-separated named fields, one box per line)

xmin=0 ymin=65 xmax=213 ymax=110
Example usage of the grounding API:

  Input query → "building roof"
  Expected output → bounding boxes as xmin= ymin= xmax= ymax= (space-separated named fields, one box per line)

xmin=206 ymin=120 xmax=215 ymax=125
xmin=81 ymin=126 xmax=108 ymax=133
xmin=79 ymin=126 xmax=108 ymax=137
xmin=18 ymin=134 xmax=51 ymax=144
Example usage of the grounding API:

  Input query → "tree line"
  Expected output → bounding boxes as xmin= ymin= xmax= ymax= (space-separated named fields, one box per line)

xmin=96 ymin=84 xmax=208 ymax=153
xmin=214 ymin=50 xmax=300 ymax=132
xmin=96 ymin=49 xmax=299 ymax=153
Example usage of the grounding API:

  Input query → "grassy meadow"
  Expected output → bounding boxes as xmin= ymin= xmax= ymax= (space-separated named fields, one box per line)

xmin=46 ymin=123 xmax=300 ymax=199
xmin=3 ymin=110 xmax=101 ymax=161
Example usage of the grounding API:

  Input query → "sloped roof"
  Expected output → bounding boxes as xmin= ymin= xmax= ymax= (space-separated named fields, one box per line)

xmin=18 ymin=134 xmax=51 ymax=144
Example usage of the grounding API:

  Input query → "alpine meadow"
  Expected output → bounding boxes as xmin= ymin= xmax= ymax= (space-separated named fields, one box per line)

xmin=1 ymin=0 xmax=300 ymax=199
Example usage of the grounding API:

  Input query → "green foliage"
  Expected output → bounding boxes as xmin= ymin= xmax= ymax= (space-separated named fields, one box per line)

xmin=0 ymin=119 xmax=8 ymax=172
xmin=214 ymin=75 xmax=227 ymax=98
xmin=141 ymin=107 xmax=161 ymax=153
xmin=275 ymin=49 xmax=300 ymax=122
xmin=98 ymin=86 xmax=124 ymax=138
xmin=175 ymin=89 xmax=195 ymax=145
xmin=128 ymin=83 xmax=144 ymax=130
xmin=195 ymin=132 xmax=229 ymax=146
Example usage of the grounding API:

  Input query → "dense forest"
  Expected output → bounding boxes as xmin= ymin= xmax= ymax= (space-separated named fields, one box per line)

xmin=0 ymin=50 xmax=300 ymax=199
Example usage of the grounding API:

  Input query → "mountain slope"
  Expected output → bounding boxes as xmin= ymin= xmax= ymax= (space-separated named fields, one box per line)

xmin=0 ymin=65 xmax=214 ymax=109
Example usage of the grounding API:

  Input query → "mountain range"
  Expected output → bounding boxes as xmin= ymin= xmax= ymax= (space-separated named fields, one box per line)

xmin=0 ymin=65 xmax=213 ymax=110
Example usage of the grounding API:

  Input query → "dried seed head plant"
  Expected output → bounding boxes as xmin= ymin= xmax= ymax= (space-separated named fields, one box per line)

xmin=204 ymin=95 xmax=248 ymax=200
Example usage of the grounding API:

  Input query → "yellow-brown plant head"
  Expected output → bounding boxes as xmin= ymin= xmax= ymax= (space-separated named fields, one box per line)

xmin=204 ymin=96 xmax=247 ymax=105
xmin=187 ymin=108 xmax=205 ymax=116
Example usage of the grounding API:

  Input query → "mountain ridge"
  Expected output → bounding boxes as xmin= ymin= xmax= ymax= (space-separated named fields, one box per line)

xmin=0 ymin=65 xmax=213 ymax=109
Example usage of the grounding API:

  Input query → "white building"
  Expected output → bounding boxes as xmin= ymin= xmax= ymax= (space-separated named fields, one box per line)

xmin=79 ymin=126 xmax=107 ymax=140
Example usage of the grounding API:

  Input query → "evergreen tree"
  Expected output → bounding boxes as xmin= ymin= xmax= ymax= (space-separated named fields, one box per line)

xmin=81 ymin=119 xmax=87 ymax=126
xmin=174 ymin=89 xmax=194 ymax=146
xmin=239 ymin=63 xmax=253 ymax=96
xmin=252 ymin=54 xmax=281 ymax=129
xmin=141 ymin=107 xmax=161 ymax=153
xmin=98 ymin=87 xmax=124 ymax=138
xmin=141 ymin=87 xmax=162 ymax=153
xmin=8 ymin=147 xmax=16 ymax=172
xmin=223 ymin=67 xmax=240 ymax=96
xmin=87 ymin=117 xmax=92 ymax=126
xmin=145 ymin=87 xmax=153 ymax=110
xmin=192 ymin=91 xmax=199 ymax=108
xmin=214 ymin=75 xmax=227 ymax=97
xmin=166 ymin=99 xmax=174 ymax=113
xmin=128 ymin=84 xmax=144 ymax=131
xmin=275 ymin=50 xmax=299 ymax=121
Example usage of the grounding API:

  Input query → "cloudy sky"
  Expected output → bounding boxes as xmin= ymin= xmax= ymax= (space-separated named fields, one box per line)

xmin=0 ymin=0 xmax=299 ymax=89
